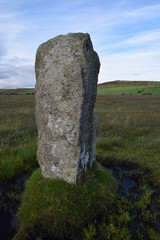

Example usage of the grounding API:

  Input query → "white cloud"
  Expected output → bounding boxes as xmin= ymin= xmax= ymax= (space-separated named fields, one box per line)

xmin=99 ymin=49 xmax=160 ymax=83
xmin=0 ymin=64 xmax=35 ymax=88
xmin=126 ymin=4 xmax=160 ymax=19
xmin=0 ymin=0 xmax=160 ymax=88
xmin=122 ymin=31 xmax=160 ymax=45
xmin=0 ymin=18 xmax=28 ymax=42
xmin=0 ymin=42 xmax=6 ymax=60
xmin=96 ymin=29 xmax=160 ymax=57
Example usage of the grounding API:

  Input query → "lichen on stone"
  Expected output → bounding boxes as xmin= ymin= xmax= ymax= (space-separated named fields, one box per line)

xmin=35 ymin=33 xmax=100 ymax=184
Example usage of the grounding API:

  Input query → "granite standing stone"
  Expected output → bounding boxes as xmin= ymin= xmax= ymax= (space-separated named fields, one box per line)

xmin=35 ymin=33 xmax=100 ymax=183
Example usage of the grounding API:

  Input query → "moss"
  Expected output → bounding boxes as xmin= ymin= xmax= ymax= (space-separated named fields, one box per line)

xmin=13 ymin=162 xmax=117 ymax=240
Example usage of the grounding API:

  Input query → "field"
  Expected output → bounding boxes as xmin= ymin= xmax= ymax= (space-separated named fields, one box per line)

xmin=0 ymin=88 xmax=34 ymax=95
xmin=95 ymin=94 xmax=160 ymax=184
xmin=0 ymin=95 xmax=37 ymax=183
xmin=1 ymin=81 xmax=160 ymax=240
xmin=98 ymin=80 xmax=160 ymax=95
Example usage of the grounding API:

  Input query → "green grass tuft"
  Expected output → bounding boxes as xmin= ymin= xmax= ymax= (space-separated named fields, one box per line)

xmin=97 ymin=136 xmax=125 ymax=152
xmin=0 ymin=94 xmax=37 ymax=183
xmin=95 ymin=94 xmax=160 ymax=188
xmin=13 ymin=162 xmax=117 ymax=240
xmin=0 ymin=140 xmax=37 ymax=183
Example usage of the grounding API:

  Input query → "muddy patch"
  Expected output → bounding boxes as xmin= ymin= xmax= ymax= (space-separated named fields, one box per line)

xmin=108 ymin=166 xmax=142 ymax=198
xmin=100 ymin=161 xmax=160 ymax=239
xmin=0 ymin=172 xmax=31 ymax=240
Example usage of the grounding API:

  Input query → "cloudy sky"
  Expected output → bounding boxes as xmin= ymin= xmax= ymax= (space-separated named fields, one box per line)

xmin=0 ymin=0 xmax=160 ymax=88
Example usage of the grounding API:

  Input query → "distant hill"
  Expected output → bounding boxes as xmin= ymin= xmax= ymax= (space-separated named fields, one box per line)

xmin=97 ymin=80 xmax=160 ymax=95
xmin=0 ymin=88 xmax=34 ymax=95
xmin=1 ymin=81 xmax=160 ymax=96
xmin=98 ymin=80 xmax=160 ymax=88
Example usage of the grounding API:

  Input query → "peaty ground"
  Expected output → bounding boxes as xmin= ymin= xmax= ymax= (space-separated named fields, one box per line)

xmin=0 ymin=81 xmax=160 ymax=239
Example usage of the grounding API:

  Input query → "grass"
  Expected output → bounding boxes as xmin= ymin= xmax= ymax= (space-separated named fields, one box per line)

xmin=98 ymin=86 xmax=146 ymax=94
xmin=0 ymin=95 xmax=37 ymax=183
xmin=13 ymin=163 xmax=117 ymax=240
xmin=98 ymin=80 xmax=160 ymax=95
xmin=95 ymin=94 xmax=160 ymax=187
xmin=0 ymin=88 xmax=34 ymax=95
xmin=97 ymin=85 xmax=160 ymax=95
xmin=0 ymin=140 xmax=37 ymax=183
xmin=1 ymin=82 xmax=160 ymax=239
xmin=98 ymin=80 xmax=160 ymax=88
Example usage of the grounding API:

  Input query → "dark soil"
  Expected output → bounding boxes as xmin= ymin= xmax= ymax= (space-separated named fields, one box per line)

xmin=101 ymin=161 xmax=160 ymax=240
xmin=1 ymin=162 xmax=160 ymax=240
xmin=108 ymin=166 xmax=142 ymax=198
xmin=0 ymin=172 xmax=31 ymax=240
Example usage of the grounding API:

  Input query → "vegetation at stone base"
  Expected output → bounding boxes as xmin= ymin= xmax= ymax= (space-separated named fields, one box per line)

xmin=0 ymin=95 xmax=37 ymax=184
xmin=13 ymin=162 xmax=117 ymax=240
xmin=1 ymin=82 xmax=160 ymax=239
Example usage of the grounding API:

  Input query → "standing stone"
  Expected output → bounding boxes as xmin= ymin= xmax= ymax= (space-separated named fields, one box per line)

xmin=35 ymin=33 xmax=100 ymax=183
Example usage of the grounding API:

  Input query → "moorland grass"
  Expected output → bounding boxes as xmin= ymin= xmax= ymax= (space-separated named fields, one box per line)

xmin=98 ymin=86 xmax=146 ymax=94
xmin=98 ymin=80 xmax=160 ymax=88
xmin=97 ymin=85 xmax=160 ymax=95
xmin=0 ymin=95 xmax=37 ymax=183
xmin=1 ymin=84 xmax=160 ymax=239
xmin=13 ymin=162 xmax=117 ymax=240
xmin=95 ymin=94 xmax=160 ymax=187
xmin=0 ymin=140 xmax=37 ymax=183
xmin=0 ymin=88 xmax=34 ymax=95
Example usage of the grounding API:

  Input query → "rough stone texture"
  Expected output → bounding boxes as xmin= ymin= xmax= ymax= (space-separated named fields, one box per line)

xmin=35 ymin=33 xmax=100 ymax=183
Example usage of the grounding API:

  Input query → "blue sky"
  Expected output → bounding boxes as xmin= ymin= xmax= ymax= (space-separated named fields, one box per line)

xmin=0 ymin=0 xmax=160 ymax=88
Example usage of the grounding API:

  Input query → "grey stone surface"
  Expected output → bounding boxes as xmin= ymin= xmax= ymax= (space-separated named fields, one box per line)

xmin=35 ymin=33 xmax=100 ymax=183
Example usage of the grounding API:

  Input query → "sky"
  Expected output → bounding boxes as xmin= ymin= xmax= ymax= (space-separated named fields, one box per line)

xmin=0 ymin=0 xmax=160 ymax=88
